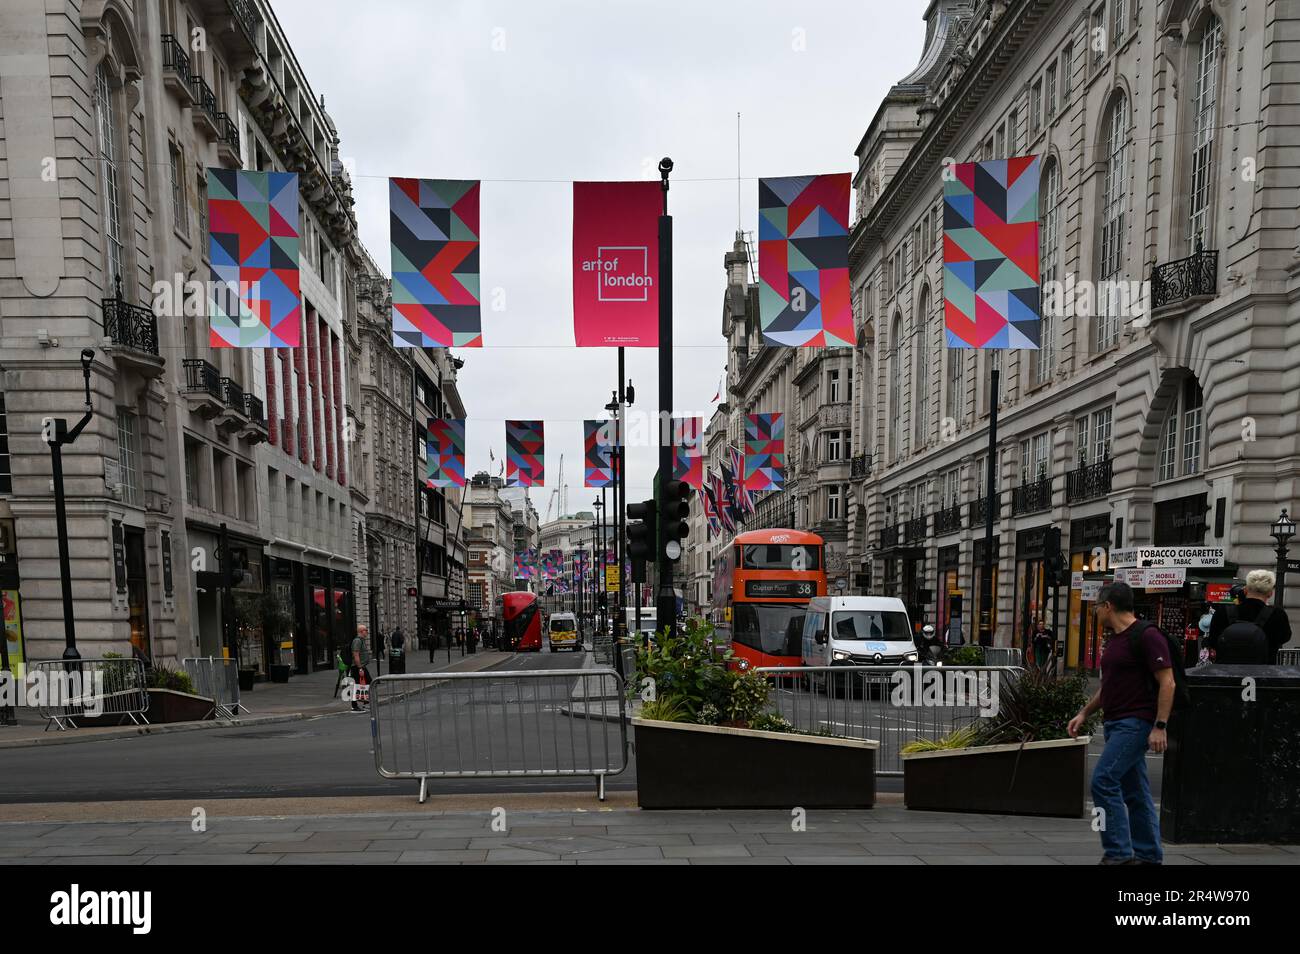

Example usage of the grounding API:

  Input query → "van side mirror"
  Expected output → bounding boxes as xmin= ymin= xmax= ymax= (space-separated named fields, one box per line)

xmin=815 ymin=629 xmax=827 ymax=646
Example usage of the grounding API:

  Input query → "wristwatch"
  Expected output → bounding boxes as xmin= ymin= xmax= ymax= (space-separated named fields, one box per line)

xmin=1154 ymin=720 xmax=1168 ymax=730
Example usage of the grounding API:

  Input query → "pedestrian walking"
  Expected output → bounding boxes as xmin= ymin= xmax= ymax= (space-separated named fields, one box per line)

xmin=1205 ymin=569 xmax=1292 ymax=664
xmin=1068 ymin=581 xmax=1174 ymax=865
xmin=349 ymin=624 xmax=372 ymax=712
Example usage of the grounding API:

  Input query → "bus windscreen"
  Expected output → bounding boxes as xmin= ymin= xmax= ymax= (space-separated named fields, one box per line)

xmin=741 ymin=544 xmax=820 ymax=571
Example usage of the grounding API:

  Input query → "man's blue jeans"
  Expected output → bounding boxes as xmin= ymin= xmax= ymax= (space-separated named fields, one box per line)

xmin=1091 ymin=717 xmax=1162 ymax=862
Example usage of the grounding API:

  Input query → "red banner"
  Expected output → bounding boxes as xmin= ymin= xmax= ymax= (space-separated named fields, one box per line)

xmin=572 ymin=181 xmax=660 ymax=347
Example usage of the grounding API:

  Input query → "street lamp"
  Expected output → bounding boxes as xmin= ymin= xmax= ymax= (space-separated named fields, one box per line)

xmin=1271 ymin=508 xmax=1295 ymax=608
xmin=49 ymin=349 xmax=96 ymax=662
xmin=593 ymin=496 xmax=606 ymax=636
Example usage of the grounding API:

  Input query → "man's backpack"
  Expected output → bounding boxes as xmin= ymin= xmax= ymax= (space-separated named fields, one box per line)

xmin=1127 ymin=619 xmax=1192 ymax=711
xmin=1217 ymin=606 xmax=1272 ymax=664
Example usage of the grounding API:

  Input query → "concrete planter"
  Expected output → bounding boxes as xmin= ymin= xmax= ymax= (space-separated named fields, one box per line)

xmin=145 ymin=688 xmax=216 ymax=724
xmin=902 ymin=736 xmax=1091 ymax=818
xmin=633 ymin=718 xmax=878 ymax=809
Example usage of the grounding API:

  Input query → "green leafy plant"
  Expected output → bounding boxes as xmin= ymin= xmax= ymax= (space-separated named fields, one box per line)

xmin=726 ymin=668 xmax=771 ymax=725
xmin=901 ymin=723 xmax=982 ymax=753
xmin=947 ymin=645 xmax=985 ymax=667
xmin=749 ymin=712 xmax=797 ymax=733
xmin=973 ymin=668 xmax=1096 ymax=746
xmin=147 ymin=665 xmax=196 ymax=695
xmin=639 ymin=695 xmax=689 ymax=722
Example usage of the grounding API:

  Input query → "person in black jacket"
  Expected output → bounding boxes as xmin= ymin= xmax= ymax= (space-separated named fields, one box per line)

xmin=1206 ymin=570 xmax=1292 ymax=663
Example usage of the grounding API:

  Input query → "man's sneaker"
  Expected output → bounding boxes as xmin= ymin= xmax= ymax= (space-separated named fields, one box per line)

xmin=1099 ymin=856 xmax=1135 ymax=865
xmin=1132 ymin=858 xmax=1162 ymax=865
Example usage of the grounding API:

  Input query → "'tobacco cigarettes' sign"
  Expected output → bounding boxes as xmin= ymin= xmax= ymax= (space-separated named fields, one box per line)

xmin=1108 ymin=546 xmax=1224 ymax=569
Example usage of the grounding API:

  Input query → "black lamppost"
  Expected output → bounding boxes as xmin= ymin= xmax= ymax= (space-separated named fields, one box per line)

xmin=593 ymin=496 xmax=606 ymax=636
xmin=1271 ymin=508 xmax=1295 ymax=609
xmin=50 ymin=349 xmax=96 ymax=662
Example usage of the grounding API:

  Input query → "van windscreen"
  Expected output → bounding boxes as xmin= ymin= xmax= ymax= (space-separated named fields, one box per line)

xmin=832 ymin=611 xmax=911 ymax=642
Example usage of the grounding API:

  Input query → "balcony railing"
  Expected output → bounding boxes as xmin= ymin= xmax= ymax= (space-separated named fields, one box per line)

xmin=1012 ymin=477 xmax=1053 ymax=515
xmin=243 ymin=393 xmax=265 ymax=427
xmin=216 ymin=111 xmax=241 ymax=155
xmin=1066 ymin=456 xmax=1113 ymax=504
xmin=101 ymin=292 xmax=160 ymax=356
xmin=968 ymin=494 xmax=1001 ymax=526
xmin=850 ymin=454 xmax=871 ymax=479
xmin=160 ymin=34 xmax=192 ymax=86
xmin=183 ymin=358 xmax=222 ymax=399
xmin=1151 ymin=248 xmax=1218 ymax=310
xmin=221 ymin=376 xmax=246 ymax=413
xmin=879 ymin=523 xmax=900 ymax=549
xmin=228 ymin=0 xmax=260 ymax=42
xmin=935 ymin=503 xmax=962 ymax=535
xmin=904 ymin=514 xmax=928 ymax=544
xmin=189 ymin=74 xmax=220 ymax=129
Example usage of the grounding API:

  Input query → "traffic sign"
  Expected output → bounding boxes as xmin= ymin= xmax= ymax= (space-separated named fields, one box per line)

xmin=605 ymin=565 xmax=620 ymax=592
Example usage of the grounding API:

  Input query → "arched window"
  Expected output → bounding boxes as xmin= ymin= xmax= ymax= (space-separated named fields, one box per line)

xmin=1157 ymin=377 xmax=1205 ymax=481
xmin=94 ymin=62 xmax=125 ymax=291
xmin=1036 ymin=158 xmax=1061 ymax=384
xmin=889 ymin=314 xmax=903 ymax=462
xmin=1188 ymin=15 xmax=1222 ymax=248
xmin=1097 ymin=93 xmax=1129 ymax=351
xmin=914 ymin=290 xmax=931 ymax=445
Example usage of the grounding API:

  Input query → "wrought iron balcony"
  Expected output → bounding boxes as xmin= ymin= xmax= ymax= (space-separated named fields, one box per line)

xmin=160 ymin=35 xmax=192 ymax=100
xmin=227 ymin=0 xmax=259 ymax=43
xmin=221 ymin=376 xmax=246 ymax=414
xmin=1066 ymin=456 xmax=1113 ymax=504
xmin=188 ymin=74 xmax=220 ymax=138
xmin=935 ymin=503 xmax=962 ymax=535
xmin=243 ymin=393 xmax=265 ymax=426
xmin=850 ymin=454 xmax=871 ymax=480
xmin=183 ymin=358 xmax=222 ymax=398
xmin=101 ymin=291 xmax=160 ymax=357
xmin=1012 ymin=477 xmax=1053 ymax=515
xmin=1151 ymin=249 xmax=1218 ymax=310
xmin=216 ymin=111 xmax=241 ymax=164
xmin=879 ymin=523 xmax=900 ymax=549
xmin=904 ymin=514 xmax=928 ymax=544
xmin=968 ymin=494 xmax=1001 ymax=526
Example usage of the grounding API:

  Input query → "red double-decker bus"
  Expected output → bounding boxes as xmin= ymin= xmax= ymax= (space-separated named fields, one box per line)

xmin=500 ymin=591 xmax=542 ymax=652
xmin=710 ymin=529 xmax=827 ymax=669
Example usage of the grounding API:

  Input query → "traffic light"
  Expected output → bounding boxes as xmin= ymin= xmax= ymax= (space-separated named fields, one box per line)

xmin=1043 ymin=527 xmax=1067 ymax=584
xmin=627 ymin=497 xmax=657 ymax=564
xmin=660 ymin=479 xmax=692 ymax=561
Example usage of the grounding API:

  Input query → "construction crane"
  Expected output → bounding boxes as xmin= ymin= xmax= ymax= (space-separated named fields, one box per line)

xmin=544 ymin=454 xmax=567 ymax=522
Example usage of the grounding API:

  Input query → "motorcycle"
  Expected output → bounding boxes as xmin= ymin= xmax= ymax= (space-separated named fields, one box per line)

xmin=918 ymin=623 xmax=945 ymax=666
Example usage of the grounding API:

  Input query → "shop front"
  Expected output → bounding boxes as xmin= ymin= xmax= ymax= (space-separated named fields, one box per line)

xmin=1067 ymin=513 xmax=1112 ymax=671
xmin=270 ymin=557 xmax=356 ymax=673
xmin=1013 ymin=525 xmax=1054 ymax=654
xmin=0 ymin=517 xmax=24 ymax=678
xmin=971 ymin=535 xmax=1000 ymax=646
xmin=880 ymin=546 xmax=927 ymax=634
xmin=936 ymin=545 xmax=963 ymax=645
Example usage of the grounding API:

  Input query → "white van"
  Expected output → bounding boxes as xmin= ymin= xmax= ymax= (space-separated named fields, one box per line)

xmin=801 ymin=596 xmax=917 ymax=671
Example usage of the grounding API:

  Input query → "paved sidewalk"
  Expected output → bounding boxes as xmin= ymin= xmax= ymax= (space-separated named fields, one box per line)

xmin=0 ymin=650 xmax=512 ymax=748
xmin=1 ymin=795 xmax=1295 ymax=864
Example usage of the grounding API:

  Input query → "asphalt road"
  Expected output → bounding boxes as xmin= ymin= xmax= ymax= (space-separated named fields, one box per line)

xmin=0 ymin=645 xmax=639 ymax=804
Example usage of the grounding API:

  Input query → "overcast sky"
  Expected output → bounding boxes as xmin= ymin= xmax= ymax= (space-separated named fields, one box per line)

xmin=273 ymin=0 xmax=924 ymax=516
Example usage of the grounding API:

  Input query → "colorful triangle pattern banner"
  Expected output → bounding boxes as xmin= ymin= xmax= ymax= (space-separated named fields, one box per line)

xmin=583 ymin=419 xmax=617 ymax=488
xmin=757 ymin=173 xmax=853 ymax=347
xmin=426 ymin=418 xmax=466 ymax=488
xmin=506 ymin=420 xmax=545 ymax=487
xmin=743 ymin=412 xmax=785 ymax=491
xmin=207 ymin=169 xmax=301 ymax=347
xmin=942 ymin=156 xmax=1042 ymax=349
xmin=672 ymin=417 xmax=704 ymax=489
xmin=514 ymin=548 xmax=536 ymax=580
xmin=390 ymin=178 xmax=483 ymax=348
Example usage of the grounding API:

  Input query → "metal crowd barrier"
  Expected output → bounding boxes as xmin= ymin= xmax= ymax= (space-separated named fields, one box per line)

xmin=1279 ymin=647 xmax=1300 ymax=667
xmin=982 ymin=646 xmax=1024 ymax=668
xmin=592 ymin=633 xmax=615 ymax=665
xmin=371 ymin=667 xmax=628 ymax=802
xmin=31 ymin=658 xmax=149 ymax=731
xmin=182 ymin=657 xmax=246 ymax=719
xmin=757 ymin=665 xmax=1024 ymax=776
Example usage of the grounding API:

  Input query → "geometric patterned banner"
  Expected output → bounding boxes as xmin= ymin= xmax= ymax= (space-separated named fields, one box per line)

xmin=390 ymin=178 xmax=482 ymax=348
xmin=514 ymin=548 xmax=536 ymax=580
xmin=672 ymin=417 xmax=703 ymax=489
xmin=207 ymin=169 xmax=300 ymax=347
xmin=542 ymin=549 xmax=564 ymax=581
xmin=757 ymin=174 xmax=853 ymax=347
xmin=942 ymin=156 xmax=1041 ymax=348
xmin=426 ymin=418 xmax=466 ymax=488
xmin=506 ymin=420 xmax=544 ymax=487
xmin=743 ymin=412 xmax=784 ymax=492
xmin=583 ymin=419 xmax=617 ymax=488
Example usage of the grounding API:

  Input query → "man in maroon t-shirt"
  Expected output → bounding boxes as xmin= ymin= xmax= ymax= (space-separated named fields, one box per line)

xmin=1068 ymin=580 xmax=1174 ymax=865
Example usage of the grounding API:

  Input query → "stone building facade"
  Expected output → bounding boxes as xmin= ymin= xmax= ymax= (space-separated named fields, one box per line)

xmin=847 ymin=0 xmax=1300 ymax=665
